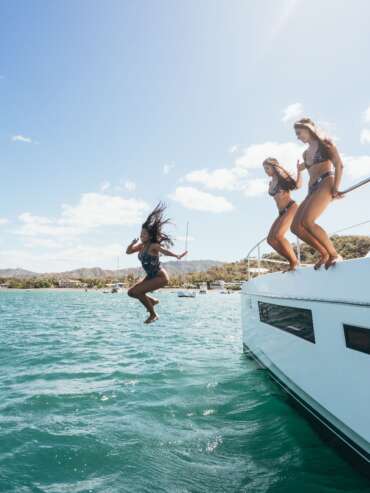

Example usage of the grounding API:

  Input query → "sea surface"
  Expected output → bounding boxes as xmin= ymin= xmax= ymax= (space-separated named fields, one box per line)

xmin=0 ymin=290 xmax=369 ymax=493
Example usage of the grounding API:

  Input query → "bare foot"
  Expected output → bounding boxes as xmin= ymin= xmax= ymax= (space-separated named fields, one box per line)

xmin=314 ymin=254 xmax=329 ymax=270
xmin=282 ymin=262 xmax=298 ymax=273
xmin=325 ymin=254 xmax=343 ymax=270
xmin=288 ymin=262 xmax=298 ymax=272
xmin=144 ymin=313 xmax=159 ymax=324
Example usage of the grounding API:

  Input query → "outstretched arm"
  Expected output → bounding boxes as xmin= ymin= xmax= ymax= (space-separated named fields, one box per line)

xmin=126 ymin=238 xmax=143 ymax=254
xmin=158 ymin=246 xmax=188 ymax=260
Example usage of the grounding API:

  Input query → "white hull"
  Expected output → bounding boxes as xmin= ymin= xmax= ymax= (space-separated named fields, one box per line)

xmin=241 ymin=257 xmax=370 ymax=466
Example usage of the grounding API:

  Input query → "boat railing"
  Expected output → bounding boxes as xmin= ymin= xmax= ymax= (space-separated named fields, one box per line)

xmin=246 ymin=176 xmax=370 ymax=280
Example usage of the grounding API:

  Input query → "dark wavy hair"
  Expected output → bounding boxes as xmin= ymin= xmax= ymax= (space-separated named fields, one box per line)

xmin=142 ymin=202 xmax=173 ymax=247
xmin=263 ymin=157 xmax=297 ymax=191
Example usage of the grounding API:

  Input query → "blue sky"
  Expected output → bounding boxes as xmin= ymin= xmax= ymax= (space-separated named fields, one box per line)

xmin=1 ymin=0 xmax=370 ymax=272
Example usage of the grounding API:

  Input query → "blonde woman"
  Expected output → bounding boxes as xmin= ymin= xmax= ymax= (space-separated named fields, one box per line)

xmin=291 ymin=118 xmax=344 ymax=270
xmin=263 ymin=158 xmax=302 ymax=271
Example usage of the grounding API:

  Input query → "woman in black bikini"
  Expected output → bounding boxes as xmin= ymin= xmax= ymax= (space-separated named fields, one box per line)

xmin=263 ymin=158 xmax=302 ymax=271
xmin=126 ymin=203 xmax=187 ymax=324
xmin=291 ymin=118 xmax=344 ymax=270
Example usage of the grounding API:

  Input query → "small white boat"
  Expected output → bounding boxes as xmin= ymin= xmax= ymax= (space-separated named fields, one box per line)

xmin=111 ymin=282 xmax=125 ymax=293
xmin=177 ymin=290 xmax=196 ymax=298
xmin=102 ymin=282 xmax=125 ymax=294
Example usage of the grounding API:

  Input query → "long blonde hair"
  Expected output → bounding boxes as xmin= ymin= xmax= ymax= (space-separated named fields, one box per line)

xmin=294 ymin=117 xmax=331 ymax=160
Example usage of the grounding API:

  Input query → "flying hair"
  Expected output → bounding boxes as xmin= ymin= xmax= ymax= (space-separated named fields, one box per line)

xmin=142 ymin=202 xmax=174 ymax=247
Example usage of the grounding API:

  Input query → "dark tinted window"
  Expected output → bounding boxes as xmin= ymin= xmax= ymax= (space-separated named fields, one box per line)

xmin=258 ymin=301 xmax=315 ymax=343
xmin=344 ymin=324 xmax=370 ymax=355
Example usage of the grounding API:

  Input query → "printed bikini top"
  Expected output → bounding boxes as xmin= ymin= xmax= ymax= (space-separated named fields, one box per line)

xmin=268 ymin=181 xmax=283 ymax=197
xmin=268 ymin=179 xmax=291 ymax=197
xmin=303 ymin=145 xmax=329 ymax=169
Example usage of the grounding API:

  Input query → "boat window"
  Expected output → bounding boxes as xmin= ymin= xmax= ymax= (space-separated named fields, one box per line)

xmin=258 ymin=302 xmax=315 ymax=343
xmin=343 ymin=324 xmax=370 ymax=355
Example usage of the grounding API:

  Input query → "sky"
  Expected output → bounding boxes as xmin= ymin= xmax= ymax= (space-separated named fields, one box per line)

xmin=1 ymin=0 xmax=370 ymax=272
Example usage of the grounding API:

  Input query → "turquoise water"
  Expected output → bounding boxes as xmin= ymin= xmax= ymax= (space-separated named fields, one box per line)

xmin=0 ymin=290 xmax=369 ymax=493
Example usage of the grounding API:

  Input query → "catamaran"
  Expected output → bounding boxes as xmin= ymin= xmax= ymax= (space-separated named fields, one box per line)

xmin=241 ymin=177 xmax=370 ymax=468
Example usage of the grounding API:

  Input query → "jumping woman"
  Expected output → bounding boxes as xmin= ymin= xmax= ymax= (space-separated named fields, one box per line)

xmin=126 ymin=203 xmax=187 ymax=324
xmin=291 ymin=118 xmax=344 ymax=270
xmin=263 ymin=157 xmax=302 ymax=271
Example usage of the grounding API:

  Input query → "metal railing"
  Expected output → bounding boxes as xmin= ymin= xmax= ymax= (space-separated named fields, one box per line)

xmin=246 ymin=176 xmax=370 ymax=280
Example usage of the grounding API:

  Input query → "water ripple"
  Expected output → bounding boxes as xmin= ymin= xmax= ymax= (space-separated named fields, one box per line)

xmin=0 ymin=290 xmax=368 ymax=493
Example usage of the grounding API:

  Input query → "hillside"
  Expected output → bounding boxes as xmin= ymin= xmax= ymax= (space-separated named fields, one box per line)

xmin=0 ymin=260 xmax=224 ymax=280
xmin=0 ymin=235 xmax=368 ymax=289
xmin=262 ymin=235 xmax=370 ymax=269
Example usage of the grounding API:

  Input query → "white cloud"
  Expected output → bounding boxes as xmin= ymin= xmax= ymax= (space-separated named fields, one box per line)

xmin=163 ymin=163 xmax=175 ymax=175
xmin=0 ymin=218 xmax=9 ymax=225
xmin=235 ymin=141 xmax=304 ymax=172
xmin=229 ymin=145 xmax=238 ymax=153
xmin=363 ymin=106 xmax=370 ymax=123
xmin=184 ymin=167 xmax=247 ymax=191
xmin=123 ymin=180 xmax=136 ymax=192
xmin=12 ymin=135 xmax=33 ymax=143
xmin=25 ymin=238 xmax=60 ymax=249
xmin=344 ymin=155 xmax=370 ymax=179
xmin=17 ymin=193 xmax=149 ymax=239
xmin=180 ymin=141 xmax=304 ymax=200
xmin=17 ymin=212 xmax=74 ymax=238
xmin=60 ymin=193 xmax=148 ymax=229
xmin=360 ymin=129 xmax=370 ymax=145
xmin=0 ymin=242 xmax=125 ymax=272
xmin=282 ymin=103 xmax=304 ymax=123
xmin=243 ymin=178 xmax=269 ymax=197
xmin=100 ymin=180 xmax=111 ymax=192
xmin=169 ymin=186 xmax=233 ymax=213
xmin=50 ymin=243 xmax=124 ymax=267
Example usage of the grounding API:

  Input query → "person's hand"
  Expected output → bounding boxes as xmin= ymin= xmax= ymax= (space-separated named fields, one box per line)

xmin=177 ymin=251 xmax=188 ymax=260
xmin=332 ymin=187 xmax=345 ymax=199
xmin=297 ymin=160 xmax=305 ymax=172
xmin=130 ymin=238 xmax=139 ymax=245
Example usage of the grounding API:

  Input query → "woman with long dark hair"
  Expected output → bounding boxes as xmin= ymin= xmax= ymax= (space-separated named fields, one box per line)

xmin=291 ymin=118 xmax=344 ymax=270
xmin=126 ymin=203 xmax=187 ymax=324
xmin=263 ymin=157 xmax=302 ymax=271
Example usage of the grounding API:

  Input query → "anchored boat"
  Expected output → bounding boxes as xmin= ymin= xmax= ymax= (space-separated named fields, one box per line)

xmin=242 ymin=223 xmax=370 ymax=467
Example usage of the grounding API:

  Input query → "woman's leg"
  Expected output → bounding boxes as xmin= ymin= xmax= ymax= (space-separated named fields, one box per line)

xmin=272 ymin=204 xmax=299 ymax=270
xmin=300 ymin=179 xmax=340 ymax=269
xmin=128 ymin=280 xmax=155 ymax=313
xmin=291 ymin=196 xmax=331 ymax=268
xmin=128 ymin=273 xmax=168 ymax=322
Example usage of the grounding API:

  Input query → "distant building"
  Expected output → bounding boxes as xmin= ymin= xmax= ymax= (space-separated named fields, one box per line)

xmin=209 ymin=280 xmax=226 ymax=290
xmin=58 ymin=279 xmax=85 ymax=288
xmin=225 ymin=281 xmax=243 ymax=289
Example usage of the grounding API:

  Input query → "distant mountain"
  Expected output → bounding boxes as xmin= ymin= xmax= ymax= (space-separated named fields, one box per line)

xmin=0 ymin=268 xmax=37 ymax=278
xmin=0 ymin=260 xmax=225 ymax=280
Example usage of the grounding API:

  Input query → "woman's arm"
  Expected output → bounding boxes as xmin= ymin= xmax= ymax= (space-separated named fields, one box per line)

xmin=126 ymin=238 xmax=143 ymax=254
xmin=325 ymin=141 xmax=344 ymax=198
xmin=158 ymin=245 xmax=188 ymax=260
xmin=295 ymin=160 xmax=305 ymax=189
